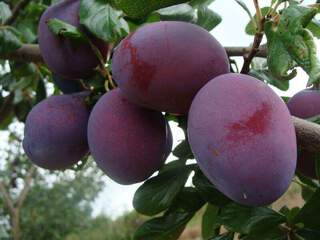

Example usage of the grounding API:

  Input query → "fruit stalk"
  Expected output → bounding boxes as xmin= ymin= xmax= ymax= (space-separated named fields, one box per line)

xmin=241 ymin=0 xmax=265 ymax=74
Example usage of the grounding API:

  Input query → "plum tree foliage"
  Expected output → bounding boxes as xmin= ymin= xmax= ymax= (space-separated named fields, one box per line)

xmin=1 ymin=0 xmax=320 ymax=240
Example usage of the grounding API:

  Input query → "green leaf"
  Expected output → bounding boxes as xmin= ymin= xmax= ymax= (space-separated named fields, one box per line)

xmin=294 ymin=188 xmax=320 ymax=229
xmin=0 ymin=26 xmax=22 ymax=55
xmin=211 ymin=232 xmax=234 ymax=240
xmin=219 ymin=203 xmax=285 ymax=234
xmin=202 ymin=204 xmax=220 ymax=240
xmin=47 ymin=18 xmax=87 ymax=42
xmin=234 ymin=0 xmax=254 ymax=23
xmin=170 ymin=187 xmax=205 ymax=212
xmin=0 ymin=2 xmax=11 ymax=24
xmin=35 ymin=78 xmax=47 ymax=104
xmin=192 ymin=170 xmax=231 ymax=206
xmin=196 ymin=6 xmax=221 ymax=31
xmin=80 ymin=0 xmax=129 ymax=43
xmin=264 ymin=21 xmax=297 ymax=81
xmin=134 ymin=188 xmax=202 ymax=240
xmin=307 ymin=19 xmax=320 ymax=39
xmin=113 ymin=0 xmax=189 ymax=19
xmin=265 ymin=4 xmax=320 ymax=86
xmin=156 ymin=4 xmax=195 ymax=22
xmin=14 ymin=100 xmax=32 ymax=122
xmin=245 ymin=7 xmax=271 ymax=35
xmin=133 ymin=164 xmax=194 ymax=216
xmin=0 ymin=93 xmax=14 ymax=129
xmin=134 ymin=211 xmax=194 ymax=240
xmin=249 ymin=69 xmax=290 ymax=91
xmin=189 ymin=0 xmax=215 ymax=7
xmin=159 ymin=159 xmax=186 ymax=174
xmin=172 ymin=140 xmax=194 ymax=160
xmin=296 ymin=229 xmax=320 ymax=240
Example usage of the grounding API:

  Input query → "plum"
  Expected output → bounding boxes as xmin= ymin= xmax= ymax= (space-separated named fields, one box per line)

xmin=112 ymin=21 xmax=229 ymax=114
xmin=52 ymin=74 xmax=83 ymax=94
xmin=87 ymin=89 xmax=167 ymax=184
xmin=188 ymin=73 xmax=297 ymax=206
xmin=38 ymin=0 xmax=109 ymax=79
xmin=287 ymin=89 xmax=320 ymax=178
xmin=23 ymin=93 xmax=90 ymax=170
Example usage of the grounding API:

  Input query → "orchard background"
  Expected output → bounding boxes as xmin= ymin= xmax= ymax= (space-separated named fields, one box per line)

xmin=1 ymin=0 xmax=320 ymax=239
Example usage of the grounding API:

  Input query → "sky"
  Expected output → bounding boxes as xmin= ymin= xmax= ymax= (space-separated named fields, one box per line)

xmin=92 ymin=0 xmax=317 ymax=218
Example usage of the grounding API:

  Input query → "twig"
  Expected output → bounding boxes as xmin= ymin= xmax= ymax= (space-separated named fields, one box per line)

xmin=0 ymin=181 xmax=15 ymax=214
xmin=253 ymin=0 xmax=263 ymax=32
xmin=16 ymin=166 xmax=36 ymax=209
xmin=241 ymin=0 xmax=265 ymax=74
xmin=4 ymin=0 xmax=32 ymax=25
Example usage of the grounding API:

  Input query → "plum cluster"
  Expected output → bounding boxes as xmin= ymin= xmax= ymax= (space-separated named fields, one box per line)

xmin=23 ymin=0 xmax=299 ymax=207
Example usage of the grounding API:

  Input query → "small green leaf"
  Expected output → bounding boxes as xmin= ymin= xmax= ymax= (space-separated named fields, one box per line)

xmin=0 ymin=93 xmax=14 ymax=129
xmin=189 ymin=0 xmax=215 ymax=7
xmin=47 ymin=18 xmax=87 ymax=42
xmin=211 ymin=232 xmax=234 ymax=240
xmin=234 ymin=0 xmax=254 ymax=23
xmin=219 ymin=203 xmax=285 ymax=234
xmin=307 ymin=19 xmax=320 ymax=39
xmin=294 ymin=188 xmax=320 ymax=229
xmin=80 ymin=0 xmax=129 ymax=43
xmin=196 ymin=6 xmax=221 ymax=31
xmin=134 ymin=188 xmax=202 ymax=240
xmin=14 ymin=100 xmax=32 ymax=122
xmin=295 ymin=229 xmax=320 ymax=240
xmin=171 ymin=187 xmax=205 ymax=212
xmin=249 ymin=69 xmax=290 ymax=91
xmin=134 ymin=211 xmax=193 ymax=240
xmin=156 ymin=4 xmax=195 ymax=22
xmin=265 ymin=4 xmax=320 ymax=86
xmin=0 ymin=2 xmax=11 ymax=24
xmin=113 ymin=0 xmax=189 ymax=19
xmin=159 ymin=159 xmax=186 ymax=174
xmin=172 ymin=140 xmax=194 ymax=160
xmin=133 ymin=164 xmax=194 ymax=216
xmin=245 ymin=7 xmax=271 ymax=35
xmin=35 ymin=78 xmax=47 ymax=104
xmin=193 ymin=170 xmax=230 ymax=206
xmin=202 ymin=204 xmax=220 ymax=240
xmin=0 ymin=26 xmax=22 ymax=55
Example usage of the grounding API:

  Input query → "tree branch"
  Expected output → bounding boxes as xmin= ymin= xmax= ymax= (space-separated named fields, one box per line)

xmin=0 ymin=180 xmax=15 ymax=215
xmin=4 ymin=0 xmax=32 ymax=25
xmin=1 ymin=44 xmax=269 ymax=63
xmin=293 ymin=117 xmax=320 ymax=152
xmin=0 ymin=44 xmax=43 ymax=63
xmin=225 ymin=46 xmax=267 ymax=57
xmin=16 ymin=166 xmax=36 ymax=209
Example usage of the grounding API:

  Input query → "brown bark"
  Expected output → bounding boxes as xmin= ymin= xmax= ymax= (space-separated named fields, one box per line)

xmin=11 ymin=209 xmax=21 ymax=240
xmin=0 ymin=44 xmax=43 ymax=63
xmin=0 ymin=166 xmax=36 ymax=240
xmin=1 ymin=44 xmax=269 ymax=64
